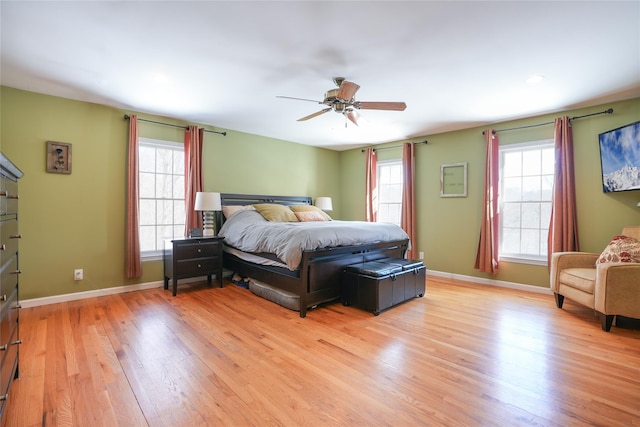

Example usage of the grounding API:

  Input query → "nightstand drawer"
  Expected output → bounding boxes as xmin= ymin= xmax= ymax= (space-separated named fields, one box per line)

xmin=176 ymin=257 xmax=220 ymax=277
xmin=175 ymin=241 xmax=220 ymax=259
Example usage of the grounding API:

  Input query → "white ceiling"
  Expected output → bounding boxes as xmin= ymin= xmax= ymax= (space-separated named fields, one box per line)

xmin=2 ymin=1 xmax=639 ymax=151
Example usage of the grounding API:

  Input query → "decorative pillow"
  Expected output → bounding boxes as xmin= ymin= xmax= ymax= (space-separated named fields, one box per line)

xmin=596 ymin=235 xmax=640 ymax=264
xmin=221 ymin=204 xmax=255 ymax=219
xmin=253 ymin=204 xmax=299 ymax=222
xmin=294 ymin=211 xmax=328 ymax=222
xmin=289 ymin=204 xmax=332 ymax=221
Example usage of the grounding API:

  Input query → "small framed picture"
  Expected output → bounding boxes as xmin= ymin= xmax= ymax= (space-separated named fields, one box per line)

xmin=46 ymin=141 xmax=72 ymax=174
xmin=440 ymin=162 xmax=467 ymax=197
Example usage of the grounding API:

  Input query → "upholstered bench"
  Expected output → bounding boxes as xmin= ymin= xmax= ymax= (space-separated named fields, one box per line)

xmin=342 ymin=258 xmax=426 ymax=315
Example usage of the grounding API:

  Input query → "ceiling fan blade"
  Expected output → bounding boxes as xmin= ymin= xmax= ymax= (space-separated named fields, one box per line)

xmin=357 ymin=101 xmax=407 ymax=111
xmin=337 ymin=80 xmax=360 ymax=100
xmin=297 ymin=108 xmax=332 ymax=121
xmin=277 ymin=95 xmax=323 ymax=104
xmin=345 ymin=109 xmax=360 ymax=126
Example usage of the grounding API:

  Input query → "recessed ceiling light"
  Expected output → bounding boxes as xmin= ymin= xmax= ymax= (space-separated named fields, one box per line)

xmin=526 ymin=75 xmax=544 ymax=84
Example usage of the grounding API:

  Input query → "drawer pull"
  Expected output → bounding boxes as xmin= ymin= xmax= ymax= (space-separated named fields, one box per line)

xmin=0 ymin=294 xmax=6 ymax=302
xmin=0 ymin=191 xmax=6 ymax=197
xmin=15 ymin=303 xmax=22 ymax=309
xmin=197 ymin=249 xmax=202 ymax=253
xmin=197 ymin=264 xmax=202 ymax=268
xmin=10 ymin=234 xmax=22 ymax=239
xmin=6 ymin=194 xmax=19 ymax=200
xmin=0 ymin=345 xmax=6 ymax=351
xmin=10 ymin=269 xmax=22 ymax=275
xmin=10 ymin=339 xmax=22 ymax=346
xmin=0 ymin=244 xmax=5 ymax=251
xmin=0 ymin=394 xmax=8 ymax=401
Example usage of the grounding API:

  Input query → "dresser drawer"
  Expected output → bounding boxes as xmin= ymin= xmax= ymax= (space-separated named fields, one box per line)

xmin=0 ymin=286 xmax=18 ymax=348
xmin=0 ymin=257 xmax=18 ymax=302
xmin=0 ymin=218 xmax=19 ymax=266
xmin=0 ymin=325 xmax=19 ymax=404
xmin=0 ymin=179 xmax=19 ymax=216
xmin=174 ymin=240 xmax=220 ymax=259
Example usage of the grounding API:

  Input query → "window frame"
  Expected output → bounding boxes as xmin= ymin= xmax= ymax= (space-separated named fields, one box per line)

xmin=138 ymin=137 xmax=185 ymax=261
xmin=376 ymin=159 xmax=403 ymax=226
xmin=498 ymin=139 xmax=554 ymax=266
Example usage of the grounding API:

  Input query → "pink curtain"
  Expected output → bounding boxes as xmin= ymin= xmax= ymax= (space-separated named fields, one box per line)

xmin=548 ymin=116 xmax=579 ymax=265
xmin=125 ymin=115 xmax=142 ymax=278
xmin=184 ymin=126 xmax=204 ymax=236
xmin=401 ymin=143 xmax=416 ymax=259
xmin=474 ymin=130 xmax=500 ymax=274
xmin=365 ymin=147 xmax=378 ymax=222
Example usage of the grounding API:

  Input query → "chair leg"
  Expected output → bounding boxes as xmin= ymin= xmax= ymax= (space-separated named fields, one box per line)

xmin=554 ymin=293 xmax=564 ymax=308
xmin=597 ymin=312 xmax=614 ymax=332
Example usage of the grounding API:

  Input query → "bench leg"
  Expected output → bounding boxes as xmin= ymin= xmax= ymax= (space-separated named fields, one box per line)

xmin=554 ymin=293 xmax=564 ymax=308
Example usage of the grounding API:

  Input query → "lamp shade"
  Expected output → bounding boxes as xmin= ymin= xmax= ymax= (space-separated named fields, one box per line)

xmin=314 ymin=197 xmax=333 ymax=211
xmin=194 ymin=192 xmax=221 ymax=211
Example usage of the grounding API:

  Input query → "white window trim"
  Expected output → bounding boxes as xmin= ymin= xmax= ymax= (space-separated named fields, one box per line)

xmin=498 ymin=139 xmax=554 ymax=266
xmin=138 ymin=137 xmax=184 ymax=261
xmin=376 ymin=159 xmax=403 ymax=226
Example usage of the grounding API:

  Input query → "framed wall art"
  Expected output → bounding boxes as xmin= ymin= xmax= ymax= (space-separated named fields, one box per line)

xmin=46 ymin=141 xmax=72 ymax=174
xmin=440 ymin=162 xmax=467 ymax=197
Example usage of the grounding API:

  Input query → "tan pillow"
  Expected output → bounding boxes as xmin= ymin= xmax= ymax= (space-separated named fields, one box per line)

xmin=289 ymin=204 xmax=332 ymax=221
xmin=253 ymin=204 xmax=299 ymax=222
xmin=221 ymin=204 xmax=255 ymax=219
xmin=294 ymin=211 xmax=327 ymax=222
xmin=596 ymin=235 xmax=640 ymax=264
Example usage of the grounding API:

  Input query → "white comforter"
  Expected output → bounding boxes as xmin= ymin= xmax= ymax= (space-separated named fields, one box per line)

xmin=218 ymin=210 xmax=409 ymax=270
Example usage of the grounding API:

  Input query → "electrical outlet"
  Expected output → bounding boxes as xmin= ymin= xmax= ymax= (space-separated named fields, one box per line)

xmin=74 ymin=269 xmax=83 ymax=281
xmin=419 ymin=251 xmax=424 ymax=260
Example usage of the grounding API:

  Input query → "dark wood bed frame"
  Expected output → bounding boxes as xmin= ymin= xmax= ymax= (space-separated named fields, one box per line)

xmin=218 ymin=193 xmax=409 ymax=317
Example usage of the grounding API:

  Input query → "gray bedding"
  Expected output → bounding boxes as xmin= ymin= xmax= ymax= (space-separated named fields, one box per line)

xmin=218 ymin=209 xmax=409 ymax=270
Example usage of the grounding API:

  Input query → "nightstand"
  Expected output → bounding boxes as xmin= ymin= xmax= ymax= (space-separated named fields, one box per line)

xmin=163 ymin=236 xmax=224 ymax=296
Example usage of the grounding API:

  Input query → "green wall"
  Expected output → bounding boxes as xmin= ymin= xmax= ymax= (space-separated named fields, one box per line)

xmin=340 ymin=98 xmax=640 ymax=287
xmin=2 ymin=86 xmax=638 ymax=299
xmin=0 ymin=86 xmax=341 ymax=300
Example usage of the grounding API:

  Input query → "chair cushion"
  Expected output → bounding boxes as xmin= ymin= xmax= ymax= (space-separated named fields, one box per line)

xmin=596 ymin=235 xmax=640 ymax=264
xmin=559 ymin=268 xmax=596 ymax=294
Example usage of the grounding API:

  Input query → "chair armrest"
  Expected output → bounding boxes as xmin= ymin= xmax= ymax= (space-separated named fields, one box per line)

xmin=594 ymin=262 xmax=640 ymax=318
xmin=549 ymin=252 xmax=599 ymax=292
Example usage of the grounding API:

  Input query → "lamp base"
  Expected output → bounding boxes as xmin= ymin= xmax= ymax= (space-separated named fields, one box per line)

xmin=202 ymin=211 xmax=216 ymax=237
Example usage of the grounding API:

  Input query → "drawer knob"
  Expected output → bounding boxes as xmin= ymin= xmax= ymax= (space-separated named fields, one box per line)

xmin=10 ymin=269 xmax=22 ymax=275
xmin=0 ymin=244 xmax=5 ymax=251
xmin=6 ymin=194 xmax=19 ymax=200
xmin=0 ymin=294 xmax=6 ymax=302
xmin=0 ymin=394 xmax=8 ymax=401
xmin=10 ymin=234 xmax=22 ymax=239
xmin=0 ymin=191 xmax=6 ymax=197
xmin=197 ymin=249 xmax=201 ymax=253
xmin=10 ymin=339 xmax=22 ymax=346
xmin=0 ymin=344 xmax=6 ymax=351
xmin=197 ymin=264 xmax=202 ymax=268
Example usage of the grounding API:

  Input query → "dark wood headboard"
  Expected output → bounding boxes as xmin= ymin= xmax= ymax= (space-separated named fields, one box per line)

xmin=220 ymin=193 xmax=312 ymax=206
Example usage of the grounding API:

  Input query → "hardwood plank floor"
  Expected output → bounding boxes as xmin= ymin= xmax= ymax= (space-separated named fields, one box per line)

xmin=4 ymin=276 xmax=640 ymax=426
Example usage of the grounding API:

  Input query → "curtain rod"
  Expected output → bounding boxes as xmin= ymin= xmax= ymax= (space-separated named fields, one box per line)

xmin=482 ymin=108 xmax=613 ymax=135
xmin=360 ymin=140 xmax=428 ymax=153
xmin=123 ymin=114 xmax=227 ymax=136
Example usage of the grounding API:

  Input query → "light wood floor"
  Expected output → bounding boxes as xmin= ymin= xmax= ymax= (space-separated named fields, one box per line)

xmin=4 ymin=276 xmax=640 ymax=426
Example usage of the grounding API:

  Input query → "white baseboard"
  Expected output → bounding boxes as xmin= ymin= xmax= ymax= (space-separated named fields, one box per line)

xmin=426 ymin=269 xmax=553 ymax=295
xmin=21 ymin=270 xmax=551 ymax=309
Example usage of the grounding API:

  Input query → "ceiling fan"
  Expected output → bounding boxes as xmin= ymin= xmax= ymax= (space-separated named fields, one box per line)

xmin=277 ymin=77 xmax=406 ymax=126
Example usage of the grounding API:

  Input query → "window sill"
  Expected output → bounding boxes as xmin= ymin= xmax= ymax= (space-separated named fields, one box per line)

xmin=499 ymin=255 xmax=547 ymax=267
xmin=142 ymin=253 xmax=163 ymax=262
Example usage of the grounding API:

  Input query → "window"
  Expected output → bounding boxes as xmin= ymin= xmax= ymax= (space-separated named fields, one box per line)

xmin=499 ymin=140 xmax=554 ymax=264
xmin=377 ymin=160 xmax=403 ymax=226
xmin=138 ymin=138 xmax=185 ymax=258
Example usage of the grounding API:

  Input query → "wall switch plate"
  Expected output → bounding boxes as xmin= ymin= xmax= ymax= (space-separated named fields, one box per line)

xmin=419 ymin=252 xmax=424 ymax=260
xmin=74 ymin=269 xmax=83 ymax=281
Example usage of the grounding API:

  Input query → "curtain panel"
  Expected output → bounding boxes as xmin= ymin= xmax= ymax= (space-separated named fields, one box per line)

xmin=474 ymin=130 xmax=500 ymax=274
xmin=401 ymin=142 xmax=416 ymax=260
xmin=548 ymin=116 xmax=579 ymax=265
xmin=125 ymin=115 xmax=142 ymax=278
xmin=184 ymin=126 xmax=204 ymax=236
xmin=365 ymin=147 xmax=378 ymax=222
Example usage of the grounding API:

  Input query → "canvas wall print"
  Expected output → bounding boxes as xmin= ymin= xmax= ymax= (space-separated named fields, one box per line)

xmin=598 ymin=121 xmax=640 ymax=193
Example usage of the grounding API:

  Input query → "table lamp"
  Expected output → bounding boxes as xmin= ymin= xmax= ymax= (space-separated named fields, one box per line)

xmin=194 ymin=192 xmax=221 ymax=236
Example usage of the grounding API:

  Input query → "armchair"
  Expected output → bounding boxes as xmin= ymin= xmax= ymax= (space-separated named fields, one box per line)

xmin=550 ymin=226 xmax=640 ymax=331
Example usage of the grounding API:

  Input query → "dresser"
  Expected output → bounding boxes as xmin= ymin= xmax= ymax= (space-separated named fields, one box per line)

xmin=163 ymin=237 xmax=224 ymax=296
xmin=0 ymin=154 xmax=23 ymax=422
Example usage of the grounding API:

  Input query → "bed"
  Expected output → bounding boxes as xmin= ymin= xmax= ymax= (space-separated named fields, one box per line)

xmin=217 ymin=193 xmax=409 ymax=317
